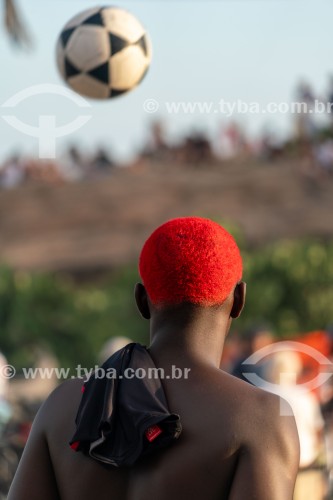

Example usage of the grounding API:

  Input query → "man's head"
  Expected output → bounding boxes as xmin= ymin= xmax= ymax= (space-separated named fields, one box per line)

xmin=136 ymin=217 xmax=244 ymax=319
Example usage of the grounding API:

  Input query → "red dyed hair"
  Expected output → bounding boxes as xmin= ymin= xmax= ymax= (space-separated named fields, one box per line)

xmin=139 ymin=217 xmax=242 ymax=306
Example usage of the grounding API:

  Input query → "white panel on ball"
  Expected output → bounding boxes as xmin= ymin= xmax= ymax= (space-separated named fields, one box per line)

xmin=102 ymin=8 xmax=146 ymax=42
xmin=68 ymin=74 xmax=110 ymax=100
xmin=66 ymin=26 xmax=110 ymax=73
xmin=110 ymin=46 xmax=149 ymax=90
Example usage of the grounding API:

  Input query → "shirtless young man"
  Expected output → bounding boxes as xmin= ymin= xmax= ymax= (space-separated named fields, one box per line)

xmin=8 ymin=217 xmax=300 ymax=500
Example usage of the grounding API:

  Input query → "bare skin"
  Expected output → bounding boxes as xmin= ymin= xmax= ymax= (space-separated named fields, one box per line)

xmin=8 ymin=282 xmax=300 ymax=500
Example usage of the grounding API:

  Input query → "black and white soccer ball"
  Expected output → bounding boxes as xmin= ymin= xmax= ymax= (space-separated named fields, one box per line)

xmin=56 ymin=6 xmax=152 ymax=99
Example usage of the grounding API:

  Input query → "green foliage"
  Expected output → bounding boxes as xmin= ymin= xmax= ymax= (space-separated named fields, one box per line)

xmin=239 ymin=240 xmax=333 ymax=335
xmin=1 ymin=238 xmax=333 ymax=369
xmin=0 ymin=266 xmax=149 ymax=371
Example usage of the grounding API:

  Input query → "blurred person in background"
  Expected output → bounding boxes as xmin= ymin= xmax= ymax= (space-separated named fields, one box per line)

xmin=313 ymin=139 xmax=333 ymax=176
xmin=87 ymin=147 xmax=115 ymax=179
xmin=0 ymin=155 xmax=24 ymax=190
xmin=261 ymin=350 xmax=327 ymax=500
xmin=318 ymin=325 xmax=333 ymax=498
xmin=98 ymin=336 xmax=132 ymax=365
xmin=294 ymin=81 xmax=318 ymax=173
xmin=230 ymin=323 xmax=274 ymax=382
xmin=0 ymin=351 xmax=12 ymax=433
xmin=0 ymin=351 xmax=14 ymax=499
xmin=326 ymin=75 xmax=333 ymax=128
xmin=295 ymin=81 xmax=317 ymax=143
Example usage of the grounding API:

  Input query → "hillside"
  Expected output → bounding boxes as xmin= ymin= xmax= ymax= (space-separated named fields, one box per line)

xmin=0 ymin=160 xmax=332 ymax=272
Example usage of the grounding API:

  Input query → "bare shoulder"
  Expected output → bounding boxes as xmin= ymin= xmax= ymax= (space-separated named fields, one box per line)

xmin=247 ymin=386 xmax=299 ymax=456
xmin=37 ymin=378 xmax=84 ymax=436
xmin=226 ymin=372 xmax=299 ymax=454
xmin=45 ymin=377 xmax=83 ymax=405
xmin=45 ymin=377 xmax=83 ymax=404
xmin=7 ymin=379 xmax=83 ymax=500
xmin=225 ymin=378 xmax=300 ymax=500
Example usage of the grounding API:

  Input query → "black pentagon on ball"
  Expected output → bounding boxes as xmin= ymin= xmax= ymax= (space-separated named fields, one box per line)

xmin=135 ymin=35 xmax=149 ymax=57
xmin=60 ymin=27 xmax=76 ymax=48
xmin=88 ymin=61 xmax=110 ymax=85
xmin=109 ymin=88 xmax=128 ymax=98
xmin=81 ymin=11 xmax=105 ymax=27
xmin=65 ymin=57 xmax=81 ymax=78
xmin=109 ymin=33 xmax=130 ymax=56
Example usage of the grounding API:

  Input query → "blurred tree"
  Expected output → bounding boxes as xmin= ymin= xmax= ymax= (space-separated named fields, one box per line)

xmin=0 ymin=266 xmax=149 ymax=372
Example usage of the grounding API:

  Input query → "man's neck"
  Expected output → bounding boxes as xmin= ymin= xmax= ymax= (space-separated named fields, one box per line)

xmin=148 ymin=307 xmax=231 ymax=369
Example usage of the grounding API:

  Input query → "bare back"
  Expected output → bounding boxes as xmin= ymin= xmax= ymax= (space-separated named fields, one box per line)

xmin=8 ymin=363 xmax=300 ymax=500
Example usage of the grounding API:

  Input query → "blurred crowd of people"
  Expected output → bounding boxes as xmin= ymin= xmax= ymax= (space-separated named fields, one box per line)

xmin=1 ymin=78 xmax=333 ymax=191
xmin=141 ymin=77 xmax=333 ymax=175
xmin=0 ymin=147 xmax=115 ymax=190
xmin=294 ymin=78 xmax=333 ymax=176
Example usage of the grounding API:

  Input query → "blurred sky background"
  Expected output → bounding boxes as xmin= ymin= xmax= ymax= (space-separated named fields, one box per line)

xmin=0 ymin=0 xmax=333 ymax=162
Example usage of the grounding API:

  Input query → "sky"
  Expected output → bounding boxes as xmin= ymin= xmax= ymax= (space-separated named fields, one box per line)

xmin=0 ymin=0 xmax=333 ymax=163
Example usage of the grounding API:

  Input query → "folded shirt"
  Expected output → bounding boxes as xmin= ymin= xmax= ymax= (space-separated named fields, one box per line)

xmin=70 ymin=342 xmax=182 ymax=467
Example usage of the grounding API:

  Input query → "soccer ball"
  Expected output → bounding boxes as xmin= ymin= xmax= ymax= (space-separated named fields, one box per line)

xmin=56 ymin=6 xmax=152 ymax=99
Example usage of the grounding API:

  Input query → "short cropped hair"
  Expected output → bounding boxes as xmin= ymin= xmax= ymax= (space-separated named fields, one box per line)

xmin=139 ymin=217 xmax=242 ymax=306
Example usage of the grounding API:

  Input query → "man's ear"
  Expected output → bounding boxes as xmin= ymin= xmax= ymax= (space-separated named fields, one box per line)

xmin=230 ymin=282 xmax=246 ymax=319
xmin=134 ymin=283 xmax=151 ymax=320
